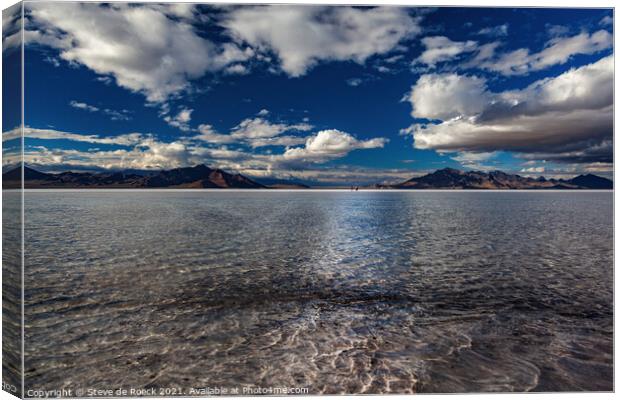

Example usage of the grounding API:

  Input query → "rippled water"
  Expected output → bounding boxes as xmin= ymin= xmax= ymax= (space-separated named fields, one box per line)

xmin=23 ymin=190 xmax=613 ymax=393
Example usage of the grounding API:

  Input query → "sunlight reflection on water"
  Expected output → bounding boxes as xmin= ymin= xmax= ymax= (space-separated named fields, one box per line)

xmin=23 ymin=191 xmax=613 ymax=393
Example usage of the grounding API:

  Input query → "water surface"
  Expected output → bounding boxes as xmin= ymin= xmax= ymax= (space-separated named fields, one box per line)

xmin=23 ymin=191 xmax=613 ymax=393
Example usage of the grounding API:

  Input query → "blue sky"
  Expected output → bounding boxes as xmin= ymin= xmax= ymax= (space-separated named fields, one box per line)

xmin=2 ymin=3 xmax=614 ymax=184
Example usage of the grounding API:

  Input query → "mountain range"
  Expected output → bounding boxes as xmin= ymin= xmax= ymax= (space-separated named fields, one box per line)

xmin=380 ymin=168 xmax=613 ymax=190
xmin=2 ymin=164 xmax=266 ymax=189
xmin=2 ymin=165 xmax=613 ymax=190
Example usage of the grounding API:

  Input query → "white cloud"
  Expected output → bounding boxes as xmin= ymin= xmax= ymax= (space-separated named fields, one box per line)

xmin=346 ymin=78 xmax=363 ymax=87
xmin=194 ymin=124 xmax=237 ymax=144
xmin=464 ymin=41 xmax=501 ymax=67
xmin=451 ymin=151 xmax=498 ymax=170
xmin=222 ymin=5 xmax=421 ymax=76
xmin=415 ymin=36 xmax=477 ymax=67
xmin=11 ymin=126 xmax=208 ymax=171
xmin=131 ymin=138 xmax=195 ymax=169
xmin=257 ymin=109 xmax=270 ymax=116
xmin=475 ymin=30 xmax=612 ymax=75
xmin=477 ymin=24 xmax=508 ymax=37
xmin=70 ymin=100 xmax=99 ymax=113
xmin=22 ymin=142 xmax=196 ymax=171
xmin=521 ymin=166 xmax=545 ymax=173
xmin=191 ymin=116 xmax=314 ymax=147
xmin=164 ymin=108 xmax=193 ymax=131
xmin=600 ymin=16 xmax=613 ymax=26
xmin=231 ymin=117 xmax=312 ymax=139
xmin=247 ymin=135 xmax=307 ymax=148
xmin=402 ymin=56 xmax=613 ymax=164
xmin=405 ymin=73 xmax=490 ymax=120
xmin=384 ymin=54 xmax=405 ymax=64
xmin=69 ymin=100 xmax=133 ymax=121
xmin=546 ymin=25 xmax=570 ymax=37
xmin=102 ymin=108 xmax=132 ymax=121
xmin=44 ymin=56 xmax=61 ymax=67
xmin=3 ymin=126 xmax=146 ymax=146
xmin=281 ymin=129 xmax=388 ymax=162
xmin=507 ymin=55 xmax=613 ymax=115
xmin=25 ymin=3 xmax=251 ymax=102
xmin=224 ymin=64 xmax=249 ymax=75
xmin=2 ymin=3 xmax=22 ymax=53
xmin=583 ymin=162 xmax=613 ymax=173
xmin=531 ymin=30 xmax=612 ymax=70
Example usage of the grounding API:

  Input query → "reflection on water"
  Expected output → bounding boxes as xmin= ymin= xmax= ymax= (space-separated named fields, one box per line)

xmin=24 ymin=191 xmax=612 ymax=393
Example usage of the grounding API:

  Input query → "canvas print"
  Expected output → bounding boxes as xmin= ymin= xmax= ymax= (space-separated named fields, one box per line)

xmin=1 ymin=2 xmax=614 ymax=396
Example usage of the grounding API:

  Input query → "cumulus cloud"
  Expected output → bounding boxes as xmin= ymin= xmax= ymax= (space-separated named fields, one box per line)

xmin=281 ymin=129 xmax=388 ymax=163
xmin=402 ymin=55 xmax=613 ymax=164
xmin=222 ymin=5 xmax=421 ymax=76
xmin=2 ymin=3 xmax=22 ymax=53
xmin=415 ymin=36 xmax=477 ymax=67
xmin=164 ymin=108 xmax=193 ymax=131
xmin=405 ymin=73 xmax=490 ymax=120
xmin=474 ymin=30 xmax=612 ymax=75
xmin=25 ymin=3 xmax=252 ymax=102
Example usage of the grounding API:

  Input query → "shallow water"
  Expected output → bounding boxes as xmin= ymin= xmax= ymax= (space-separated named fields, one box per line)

xmin=23 ymin=190 xmax=613 ymax=393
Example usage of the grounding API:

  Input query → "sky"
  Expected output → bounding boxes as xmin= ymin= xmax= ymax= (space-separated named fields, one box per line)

xmin=1 ymin=3 xmax=614 ymax=185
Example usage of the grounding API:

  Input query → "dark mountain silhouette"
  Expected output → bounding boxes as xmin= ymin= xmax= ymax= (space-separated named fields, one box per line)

xmin=567 ymin=174 xmax=614 ymax=189
xmin=3 ymin=165 xmax=265 ymax=189
xmin=140 ymin=164 xmax=264 ymax=188
xmin=3 ymin=165 xmax=53 ymax=181
xmin=379 ymin=168 xmax=612 ymax=190
xmin=3 ymin=166 xmax=57 ymax=188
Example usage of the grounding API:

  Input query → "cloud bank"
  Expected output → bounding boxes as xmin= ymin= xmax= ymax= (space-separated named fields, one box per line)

xmin=402 ymin=55 xmax=613 ymax=166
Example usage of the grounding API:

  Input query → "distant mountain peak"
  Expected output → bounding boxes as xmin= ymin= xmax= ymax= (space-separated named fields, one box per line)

xmin=568 ymin=173 xmax=613 ymax=189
